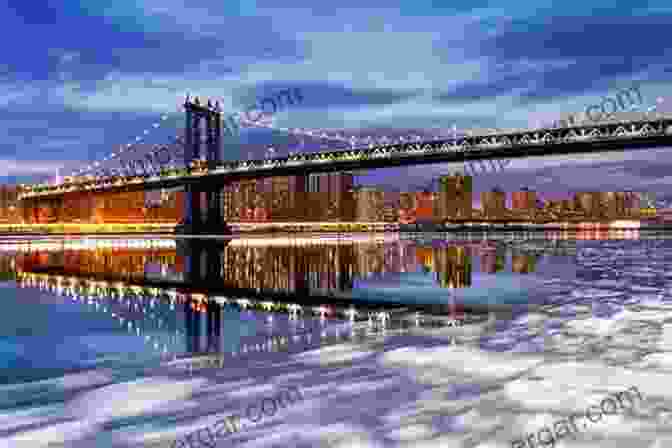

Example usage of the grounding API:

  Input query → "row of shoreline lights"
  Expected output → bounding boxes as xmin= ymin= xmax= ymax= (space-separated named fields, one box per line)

xmin=65 ymin=93 xmax=492 ymax=181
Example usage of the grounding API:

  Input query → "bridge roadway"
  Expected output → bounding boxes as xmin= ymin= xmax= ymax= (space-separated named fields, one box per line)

xmin=20 ymin=117 xmax=672 ymax=199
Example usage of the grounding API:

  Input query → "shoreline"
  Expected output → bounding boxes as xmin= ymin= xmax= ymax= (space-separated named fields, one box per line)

xmin=0 ymin=228 xmax=660 ymax=237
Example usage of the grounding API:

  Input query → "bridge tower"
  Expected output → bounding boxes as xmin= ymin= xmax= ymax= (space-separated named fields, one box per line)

xmin=182 ymin=95 xmax=230 ymax=234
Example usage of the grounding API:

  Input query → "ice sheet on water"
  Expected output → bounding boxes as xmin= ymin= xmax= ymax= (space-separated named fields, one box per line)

xmin=292 ymin=343 xmax=375 ymax=365
xmin=571 ymin=288 xmax=626 ymax=300
xmin=66 ymin=377 xmax=207 ymax=424
xmin=381 ymin=346 xmax=544 ymax=381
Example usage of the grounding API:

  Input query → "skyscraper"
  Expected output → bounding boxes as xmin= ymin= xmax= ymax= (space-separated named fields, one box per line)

xmin=415 ymin=191 xmax=434 ymax=224
xmin=0 ymin=185 xmax=19 ymax=223
xmin=305 ymin=172 xmax=354 ymax=221
xmin=399 ymin=192 xmax=416 ymax=224
xmin=511 ymin=188 xmax=537 ymax=212
xmin=353 ymin=187 xmax=384 ymax=222
xmin=435 ymin=175 xmax=472 ymax=222
xmin=481 ymin=188 xmax=506 ymax=219
xmin=598 ymin=192 xmax=617 ymax=219
xmin=574 ymin=192 xmax=601 ymax=218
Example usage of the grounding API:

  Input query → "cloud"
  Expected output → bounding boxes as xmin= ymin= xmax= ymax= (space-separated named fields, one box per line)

xmin=0 ymin=159 xmax=66 ymax=177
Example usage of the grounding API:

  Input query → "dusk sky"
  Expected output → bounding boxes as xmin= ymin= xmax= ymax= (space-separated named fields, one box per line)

xmin=3 ymin=2 xmax=672 ymax=201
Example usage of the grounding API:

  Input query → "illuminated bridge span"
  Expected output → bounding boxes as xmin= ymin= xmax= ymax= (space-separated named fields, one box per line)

xmin=18 ymin=96 xmax=672 ymax=234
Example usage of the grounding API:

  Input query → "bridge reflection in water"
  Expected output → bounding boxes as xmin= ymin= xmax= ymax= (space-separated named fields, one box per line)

xmin=16 ymin=268 xmax=495 ymax=365
xmin=11 ymin=235 xmax=571 ymax=291
xmin=8 ymin=235 xmax=575 ymax=361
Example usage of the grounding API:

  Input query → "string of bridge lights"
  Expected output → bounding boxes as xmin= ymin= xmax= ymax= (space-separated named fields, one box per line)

xmin=70 ymin=95 xmax=461 ymax=178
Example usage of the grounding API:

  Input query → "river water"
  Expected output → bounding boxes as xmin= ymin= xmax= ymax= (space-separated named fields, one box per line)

xmin=2 ymin=231 xmax=669 ymax=447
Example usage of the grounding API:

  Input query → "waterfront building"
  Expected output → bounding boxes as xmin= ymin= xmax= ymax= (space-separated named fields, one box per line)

xmin=353 ymin=187 xmax=384 ymax=222
xmin=598 ymin=192 xmax=630 ymax=219
xmin=415 ymin=191 xmax=434 ymax=224
xmin=382 ymin=192 xmax=399 ymax=223
xmin=623 ymin=191 xmax=639 ymax=213
xmin=560 ymin=199 xmax=573 ymax=211
xmin=574 ymin=192 xmax=601 ymax=218
xmin=224 ymin=175 xmax=330 ymax=223
xmin=305 ymin=173 xmax=354 ymax=221
xmin=511 ymin=189 xmax=537 ymax=212
xmin=225 ymin=179 xmax=259 ymax=222
xmin=0 ymin=185 xmax=20 ymax=223
xmin=481 ymin=188 xmax=506 ymax=219
xmin=399 ymin=192 xmax=417 ymax=224
xmin=255 ymin=176 xmax=308 ymax=222
xmin=434 ymin=175 xmax=472 ymax=222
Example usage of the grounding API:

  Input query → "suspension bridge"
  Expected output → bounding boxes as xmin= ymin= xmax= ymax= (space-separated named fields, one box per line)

xmin=16 ymin=95 xmax=672 ymax=234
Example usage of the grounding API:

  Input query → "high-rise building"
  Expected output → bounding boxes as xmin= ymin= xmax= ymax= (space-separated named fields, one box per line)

xmin=415 ymin=191 xmax=434 ymax=224
xmin=399 ymin=192 xmax=417 ymax=224
xmin=435 ymin=175 xmax=472 ymax=222
xmin=305 ymin=172 xmax=354 ymax=221
xmin=622 ymin=191 xmax=640 ymax=216
xmin=598 ymin=192 xmax=618 ymax=218
xmin=511 ymin=189 xmax=537 ymax=212
xmin=614 ymin=192 xmax=628 ymax=217
xmin=353 ymin=187 xmax=384 ymax=222
xmin=481 ymin=188 xmax=506 ymax=219
xmin=574 ymin=192 xmax=600 ymax=218
xmin=382 ymin=192 xmax=399 ymax=223
xmin=224 ymin=175 xmax=311 ymax=222
xmin=0 ymin=185 xmax=19 ymax=223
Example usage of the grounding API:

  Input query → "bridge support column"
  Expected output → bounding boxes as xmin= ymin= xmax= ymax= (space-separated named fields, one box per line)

xmin=183 ymin=238 xmax=204 ymax=283
xmin=182 ymin=184 xmax=202 ymax=234
xmin=177 ymin=95 xmax=232 ymax=235
xmin=205 ymin=242 xmax=223 ymax=281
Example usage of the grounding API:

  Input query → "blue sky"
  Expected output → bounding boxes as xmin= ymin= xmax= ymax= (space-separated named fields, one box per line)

xmin=3 ymin=1 xmax=672 ymax=200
